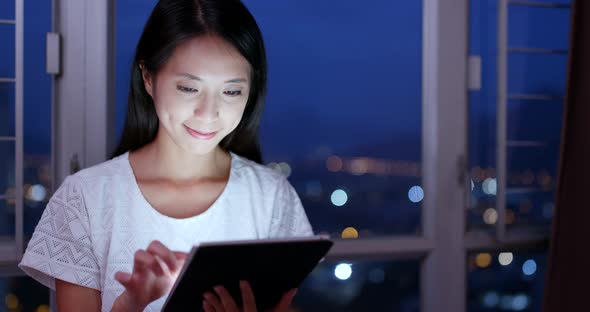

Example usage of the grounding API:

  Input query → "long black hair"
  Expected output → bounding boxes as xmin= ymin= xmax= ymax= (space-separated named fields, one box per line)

xmin=112 ymin=0 xmax=267 ymax=163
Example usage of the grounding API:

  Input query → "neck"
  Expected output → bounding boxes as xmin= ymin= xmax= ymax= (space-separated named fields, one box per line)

xmin=134 ymin=129 xmax=230 ymax=181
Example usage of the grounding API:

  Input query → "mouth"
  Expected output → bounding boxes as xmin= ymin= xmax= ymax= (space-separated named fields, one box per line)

xmin=184 ymin=125 xmax=218 ymax=140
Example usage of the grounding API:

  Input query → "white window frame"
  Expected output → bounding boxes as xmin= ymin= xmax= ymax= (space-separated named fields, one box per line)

xmin=0 ymin=0 xmax=24 ymax=263
xmin=0 ymin=1 xmax=553 ymax=312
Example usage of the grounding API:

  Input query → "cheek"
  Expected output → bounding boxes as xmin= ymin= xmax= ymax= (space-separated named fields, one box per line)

xmin=225 ymin=102 xmax=248 ymax=130
xmin=154 ymin=94 xmax=191 ymax=125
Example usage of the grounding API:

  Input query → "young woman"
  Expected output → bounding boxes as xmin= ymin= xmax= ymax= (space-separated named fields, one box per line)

xmin=19 ymin=1 xmax=313 ymax=311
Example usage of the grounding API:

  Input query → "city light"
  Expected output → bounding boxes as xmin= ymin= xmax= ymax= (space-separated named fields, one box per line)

xmin=483 ymin=208 xmax=498 ymax=225
xmin=326 ymin=156 xmax=343 ymax=172
xmin=278 ymin=162 xmax=292 ymax=177
xmin=325 ymin=156 xmax=421 ymax=177
xmin=4 ymin=187 xmax=16 ymax=205
xmin=522 ymin=259 xmax=537 ymax=276
xmin=349 ymin=158 xmax=369 ymax=175
xmin=36 ymin=305 xmax=51 ymax=312
xmin=341 ymin=227 xmax=359 ymax=239
xmin=26 ymin=184 xmax=47 ymax=202
xmin=512 ymin=294 xmax=529 ymax=311
xmin=482 ymin=291 xmax=500 ymax=308
xmin=5 ymin=293 xmax=18 ymax=310
xmin=482 ymin=178 xmax=497 ymax=195
xmin=334 ymin=263 xmax=352 ymax=280
xmin=498 ymin=252 xmax=514 ymax=266
xmin=408 ymin=185 xmax=424 ymax=203
xmin=330 ymin=189 xmax=348 ymax=207
xmin=475 ymin=253 xmax=492 ymax=268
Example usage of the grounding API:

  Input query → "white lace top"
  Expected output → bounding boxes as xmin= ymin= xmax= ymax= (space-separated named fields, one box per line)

xmin=18 ymin=152 xmax=313 ymax=311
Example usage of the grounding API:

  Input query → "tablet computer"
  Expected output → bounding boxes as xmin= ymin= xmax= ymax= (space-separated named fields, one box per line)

xmin=162 ymin=236 xmax=333 ymax=311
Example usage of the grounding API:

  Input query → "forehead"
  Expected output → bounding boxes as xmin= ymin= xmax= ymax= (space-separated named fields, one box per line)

xmin=162 ymin=35 xmax=251 ymax=79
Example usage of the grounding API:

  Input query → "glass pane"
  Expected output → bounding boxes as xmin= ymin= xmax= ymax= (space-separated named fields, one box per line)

xmin=115 ymin=0 xmax=424 ymax=236
xmin=0 ymin=23 xmax=15 ymax=78
xmin=0 ymin=0 xmax=15 ymax=20
xmin=508 ymin=4 xmax=571 ymax=51
xmin=505 ymin=98 xmax=562 ymax=229
xmin=0 ymin=275 xmax=50 ymax=311
xmin=467 ymin=0 xmax=571 ymax=231
xmin=23 ymin=0 xmax=53 ymax=235
xmin=115 ymin=0 xmax=156 ymax=138
xmin=246 ymin=0 xmax=423 ymax=236
xmin=294 ymin=259 xmax=420 ymax=311
xmin=0 ymin=81 xmax=15 ymax=137
xmin=0 ymin=199 xmax=15 ymax=237
xmin=468 ymin=251 xmax=546 ymax=312
xmin=508 ymin=54 xmax=568 ymax=95
xmin=0 ymin=128 xmax=15 ymax=239
xmin=0 ymin=140 xmax=15 ymax=193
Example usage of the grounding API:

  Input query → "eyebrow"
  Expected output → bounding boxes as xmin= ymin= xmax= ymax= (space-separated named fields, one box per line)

xmin=176 ymin=73 xmax=248 ymax=83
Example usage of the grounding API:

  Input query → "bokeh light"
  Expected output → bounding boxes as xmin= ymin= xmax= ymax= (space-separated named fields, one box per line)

xmin=331 ymin=189 xmax=348 ymax=207
xmin=334 ymin=263 xmax=352 ymax=280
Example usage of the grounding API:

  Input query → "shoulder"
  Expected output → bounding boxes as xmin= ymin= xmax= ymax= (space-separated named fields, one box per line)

xmin=53 ymin=153 xmax=131 ymax=203
xmin=69 ymin=152 xmax=130 ymax=185
xmin=231 ymin=153 xmax=289 ymax=189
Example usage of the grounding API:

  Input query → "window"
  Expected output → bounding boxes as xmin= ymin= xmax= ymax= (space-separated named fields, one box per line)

xmin=467 ymin=0 xmax=570 ymax=310
xmin=0 ymin=0 xmax=52 ymax=253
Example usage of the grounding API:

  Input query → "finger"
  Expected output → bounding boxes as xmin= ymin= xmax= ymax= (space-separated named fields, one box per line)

xmin=133 ymin=250 xmax=150 ymax=271
xmin=147 ymin=240 xmax=179 ymax=272
xmin=174 ymin=251 xmax=188 ymax=261
xmin=214 ymin=285 xmax=240 ymax=312
xmin=151 ymin=255 xmax=167 ymax=276
xmin=203 ymin=292 xmax=224 ymax=311
xmin=114 ymin=271 xmax=132 ymax=287
xmin=134 ymin=249 xmax=164 ymax=276
xmin=240 ymin=281 xmax=257 ymax=312
xmin=272 ymin=288 xmax=298 ymax=312
xmin=202 ymin=299 xmax=216 ymax=312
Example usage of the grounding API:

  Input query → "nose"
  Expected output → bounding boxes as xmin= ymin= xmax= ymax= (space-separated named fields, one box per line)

xmin=193 ymin=92 xmax=219 ymax=121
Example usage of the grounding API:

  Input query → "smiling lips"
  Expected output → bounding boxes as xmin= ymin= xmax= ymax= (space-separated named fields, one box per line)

xmin=184 ymin=125 xmax=218 ymax=140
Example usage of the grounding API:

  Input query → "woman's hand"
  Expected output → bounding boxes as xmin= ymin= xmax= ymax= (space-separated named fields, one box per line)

xmin=112 ymin=240 xmax=188 ymax=311
xmin=202 ymin=281 xmax=297 ymax=312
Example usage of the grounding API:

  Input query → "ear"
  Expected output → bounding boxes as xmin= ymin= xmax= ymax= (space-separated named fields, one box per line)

xmin=139 ymin=62 xmax=154 ymax=97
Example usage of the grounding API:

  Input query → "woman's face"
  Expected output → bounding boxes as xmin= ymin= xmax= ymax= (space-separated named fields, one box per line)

xmin=142 ymin=35 xmax=251 ymax=155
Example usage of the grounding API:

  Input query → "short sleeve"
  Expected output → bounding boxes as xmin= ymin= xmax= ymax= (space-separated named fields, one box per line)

xmin=18 ymin=175 xmax=101 ymax=291
xmin=269 ymin=177 xmax=314 ymax=238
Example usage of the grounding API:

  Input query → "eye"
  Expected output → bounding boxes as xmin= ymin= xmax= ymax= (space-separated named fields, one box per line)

xmin=177 ymin=85 xmax=198 ymax=93
xmin=223 ymin=90 xmax=242 ymax=96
